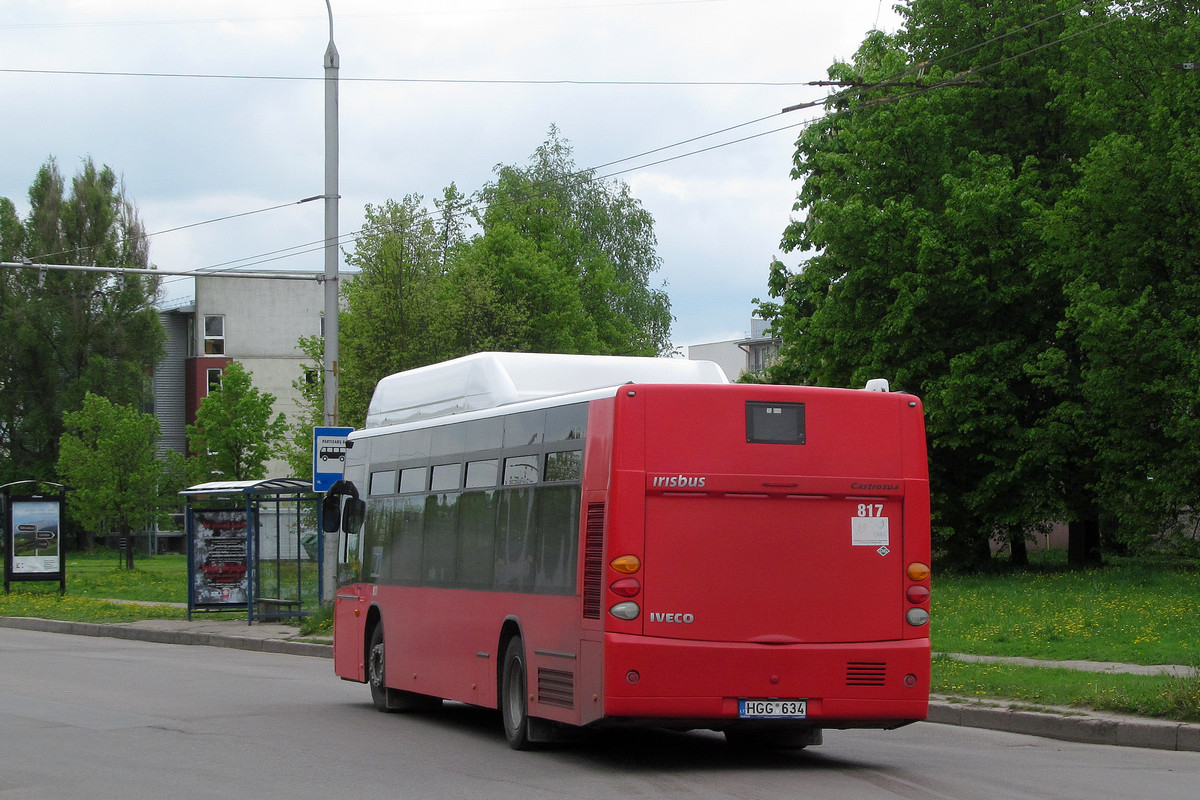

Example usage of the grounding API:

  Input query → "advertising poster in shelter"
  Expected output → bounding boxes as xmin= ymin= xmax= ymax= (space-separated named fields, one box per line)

xmin=191 ymin=509 xmax=249 ymax=607
xmin=7 ymin=498 xmax=61 ymax=576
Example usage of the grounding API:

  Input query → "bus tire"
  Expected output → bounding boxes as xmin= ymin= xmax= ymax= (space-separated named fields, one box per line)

xmin=368 ymin=624 xmax=441 ymax=713
xmin=501 ymin=636 xmax=535 ymax=749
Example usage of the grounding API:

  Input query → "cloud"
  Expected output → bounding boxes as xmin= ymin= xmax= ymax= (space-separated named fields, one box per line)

xmin=1 ymin=0 xmax=901 ymax=350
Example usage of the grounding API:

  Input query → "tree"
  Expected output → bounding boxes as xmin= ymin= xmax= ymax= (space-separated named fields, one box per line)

xmin=471 ymin=126 xmax=673 ymax=357
xmin=1035 ymin=2 xmax=1200 ymax=554
xmin=338 ymin=190 xmax=465 ymax=427
xmin=337 ymin=130 xmax=675 ymax=427
xmin=56 ymin=393 xmax=164 ymax=565
xmin=0 ymin=157 xmax=164 ymax=486
xmin=758 ymin=1 xmax=1200 ymax=568
xmin=187 ymin=361 xmax=288 ymax=482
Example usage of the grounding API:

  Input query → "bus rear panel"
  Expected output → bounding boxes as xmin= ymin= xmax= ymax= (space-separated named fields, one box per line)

xmin=590 ymin=383 xmax=929 ymax=733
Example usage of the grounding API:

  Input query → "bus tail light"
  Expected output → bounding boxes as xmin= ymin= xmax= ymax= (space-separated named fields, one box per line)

xmin=610 ymin=601 xmax=640 ymax=621
xmin=906 ymin=585 xmax=930 ymax=604
xmin=610 ymin=555 xmax=641 ymax=574
xmin=610 ymin=578 xmax=641 ymax=598
xmin=905 ymin=562 xmax=930 ymax=627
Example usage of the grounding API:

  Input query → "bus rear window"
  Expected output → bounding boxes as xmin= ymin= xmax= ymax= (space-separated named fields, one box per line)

xmin=746 ymin=401 xmax=806 ymax=445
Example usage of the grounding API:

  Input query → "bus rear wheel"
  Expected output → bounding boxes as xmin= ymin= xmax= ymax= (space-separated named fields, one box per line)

xmin=501 ymin=636 xmax=535 ymax=749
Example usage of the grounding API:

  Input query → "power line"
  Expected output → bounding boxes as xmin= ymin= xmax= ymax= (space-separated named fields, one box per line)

xmin=12 ymin=2 xmax=1154 ymax=281
xmin=0 ymin=67 xmax=814 ymax=88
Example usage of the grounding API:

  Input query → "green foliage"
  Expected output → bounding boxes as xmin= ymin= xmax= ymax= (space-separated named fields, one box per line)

xmin=759 ymin=1 xmax=1200 ymax=567
xmin=336 ymin=128 xmax=673 ymax=427
xmin=338 ymin=190 xmax=465 ymax=427
xmin=56 ymin=393 xmax=166 ymax=554
xmin=186 ymin=361 xmax=287 ymax=481
xmin=0 ymin=157 xmax=164 ymax=485
xmin=470 ymin=126 xmax=673 ymax=357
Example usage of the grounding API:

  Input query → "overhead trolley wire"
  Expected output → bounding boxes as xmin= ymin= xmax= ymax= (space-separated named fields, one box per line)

xmin=11 ymin=1 xmax=1156 ymax=279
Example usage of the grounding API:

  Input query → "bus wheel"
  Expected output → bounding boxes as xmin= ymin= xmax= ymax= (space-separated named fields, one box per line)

xmin=501 ymin=636 xmax=534 ymax=749
xmin=368 ymin=624 xmax=391 ymax=711
xmin=368 ymin=624 xmax=441 ymax=713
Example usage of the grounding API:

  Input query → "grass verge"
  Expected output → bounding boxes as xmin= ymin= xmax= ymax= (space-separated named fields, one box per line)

xmin=1 ymin=551 xmax=189 ymax=622
xmin=933 ymin=655 xmax=1200 ymax=722
xmin=933 ymin=553 xmax=1199 ymax=666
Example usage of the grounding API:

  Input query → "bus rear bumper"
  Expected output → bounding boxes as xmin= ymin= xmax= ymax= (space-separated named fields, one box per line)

xmin=600 ymin=634 xmax=930 ymax=726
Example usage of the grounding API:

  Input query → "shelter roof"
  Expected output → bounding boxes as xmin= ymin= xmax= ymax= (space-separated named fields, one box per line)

xmin=179 ymin=478 xmax=314 ymax=497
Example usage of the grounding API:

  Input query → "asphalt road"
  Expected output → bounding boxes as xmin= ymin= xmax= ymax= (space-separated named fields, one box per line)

xmin=1 ymin=627 xmax=1198 ymax=800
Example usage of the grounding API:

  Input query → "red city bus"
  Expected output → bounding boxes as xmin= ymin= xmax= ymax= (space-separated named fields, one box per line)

xmin=327 ymin=352 xmax=930 ymax=750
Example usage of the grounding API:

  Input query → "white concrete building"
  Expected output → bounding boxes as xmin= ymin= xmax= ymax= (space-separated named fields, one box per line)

xmin=155 ymin=275 xmax=326 ymax=478
xmin=686 ymin=318 xmax=781 ymax=381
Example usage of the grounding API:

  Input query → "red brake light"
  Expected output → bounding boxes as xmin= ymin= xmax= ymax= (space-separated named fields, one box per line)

xmin=610 ymin=578 xmax=641 ymax=598
xmin=906 ymin=585 xmax=930 ymax=604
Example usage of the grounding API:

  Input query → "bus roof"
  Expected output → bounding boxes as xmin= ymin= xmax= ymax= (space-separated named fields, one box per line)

xmin=365 ymin=351 xmax=730 ymax=428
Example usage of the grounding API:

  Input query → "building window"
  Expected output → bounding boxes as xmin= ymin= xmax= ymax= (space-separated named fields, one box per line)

xmin=207 ymin=368 xmax=223 ymax=395
xmin=204 ymin=315 xmax=225 ymax=355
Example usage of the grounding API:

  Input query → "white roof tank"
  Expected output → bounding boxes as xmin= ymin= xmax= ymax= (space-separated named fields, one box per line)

xmin=365 ymin=351 xmax=729 ymax=428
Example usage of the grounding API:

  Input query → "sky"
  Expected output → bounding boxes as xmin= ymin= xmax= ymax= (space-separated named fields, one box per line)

xmin=1 ymin=0 xmax=903 ymax=351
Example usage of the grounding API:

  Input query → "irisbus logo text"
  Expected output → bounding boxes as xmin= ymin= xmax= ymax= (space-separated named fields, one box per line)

xmin=652 ymin=474 xmax=707 ymax=489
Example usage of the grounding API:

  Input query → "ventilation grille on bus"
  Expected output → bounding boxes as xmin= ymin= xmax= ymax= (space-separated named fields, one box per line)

xmin=537 ymin=668 xmax=575 ymax=709
xmin=846 ymin=662 xmax=888 ymax=686
xmin=583 ymin=502 xmax=605 ymax=620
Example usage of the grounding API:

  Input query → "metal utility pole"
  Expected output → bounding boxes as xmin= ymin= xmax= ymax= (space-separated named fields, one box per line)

xmin=323 ymin=0 xmax=340 ymax=426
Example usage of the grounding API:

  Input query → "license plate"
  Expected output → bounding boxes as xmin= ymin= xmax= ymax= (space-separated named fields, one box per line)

xmin=738 ymin=699 xmax=808 ymax=719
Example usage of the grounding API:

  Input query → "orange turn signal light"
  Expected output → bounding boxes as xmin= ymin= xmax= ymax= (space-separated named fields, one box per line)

xmin=907 ymin=562 xmax=931 ymax=581
xmin=610 ymin=555 xmax=641 ymax=574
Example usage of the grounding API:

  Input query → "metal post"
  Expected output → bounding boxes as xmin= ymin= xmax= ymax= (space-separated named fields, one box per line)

xmin=323 ymin=0 xmax=340 ymax=426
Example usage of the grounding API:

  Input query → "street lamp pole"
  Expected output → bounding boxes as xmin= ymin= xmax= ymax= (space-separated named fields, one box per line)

xmin=322 ymin=0 xmax=340 ymax=426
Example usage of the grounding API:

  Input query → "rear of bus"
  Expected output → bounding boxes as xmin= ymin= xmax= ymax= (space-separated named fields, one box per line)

xmin=592 ymin=382 xmax=930 ymax=742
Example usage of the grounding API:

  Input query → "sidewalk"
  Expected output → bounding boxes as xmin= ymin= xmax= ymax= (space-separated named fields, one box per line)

xmin=0 ymin=614 xmax=331 ymax=658
xmin=2 ymin=615 xmax=1197 ymax=752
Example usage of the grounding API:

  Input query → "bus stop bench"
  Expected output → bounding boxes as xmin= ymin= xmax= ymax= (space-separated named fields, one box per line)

xmin=255 ymin=597 xmax=301 ymax=619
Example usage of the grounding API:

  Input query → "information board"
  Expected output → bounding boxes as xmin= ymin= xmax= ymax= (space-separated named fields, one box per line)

xmin=6 ymin=497 xmax=62 ymax=578
xmin=312 ymin=427 xmax=354 ymax=492
xmin=189 ymin=508 xmax=249 ymax=608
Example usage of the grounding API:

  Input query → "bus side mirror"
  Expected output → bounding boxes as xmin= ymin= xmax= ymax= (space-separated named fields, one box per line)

xmin=342 ymin=498 xmax=366 ymax=534
xmin=322 ymin=479 xmax=362 ymax=533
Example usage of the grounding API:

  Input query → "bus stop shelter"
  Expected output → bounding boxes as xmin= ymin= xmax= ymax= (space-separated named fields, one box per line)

xmin=180 ymin=478 xmax=324 ymax=624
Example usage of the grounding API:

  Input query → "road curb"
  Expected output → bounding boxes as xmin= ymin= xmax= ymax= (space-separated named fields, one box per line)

xmin=929 ymin=696 xmax=1200 ymax=752
xmin=0 ymin=616 xmax=332 ymax=659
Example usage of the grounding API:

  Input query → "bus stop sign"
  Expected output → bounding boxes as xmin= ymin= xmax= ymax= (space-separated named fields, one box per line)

xmin=312 ymin=427 xmax=353 ymax=492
